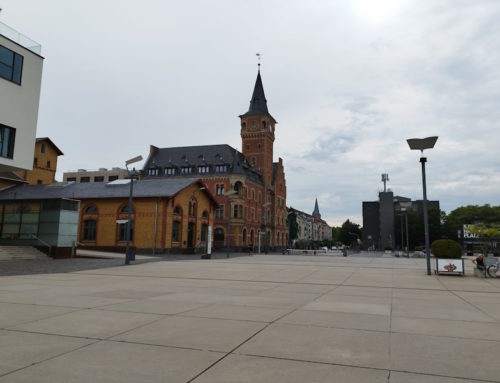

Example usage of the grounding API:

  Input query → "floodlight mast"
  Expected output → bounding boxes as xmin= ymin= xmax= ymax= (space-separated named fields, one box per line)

xmin=406 ymin=136 xmax=438 ymax=275
xmin=381 ymin=173 xmax=389 ymax=192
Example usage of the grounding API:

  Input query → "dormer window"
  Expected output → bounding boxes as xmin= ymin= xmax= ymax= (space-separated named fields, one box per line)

xmin=181 ymin=167 xmax=192 ymax=174
xmin=148 ymin=168 xmax=159 ymax=176
xmin=165 ymin=168 xmax=175 ymax=175
xmin=215 ymin=165 xmax=228 ymax=173
xmin=198 ymin=166 xmax=209 ymax=174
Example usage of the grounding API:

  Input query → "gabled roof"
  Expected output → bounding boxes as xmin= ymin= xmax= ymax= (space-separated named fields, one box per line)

xmin=36 ymin=137 xmax=64 ymax=156
xmin=239 ymin=70 xmax=276 ymax=123
xmin=0 ymin=178 xmax=218 ymax=205
xmin=143 ymin=144 xmax=263 ymax=184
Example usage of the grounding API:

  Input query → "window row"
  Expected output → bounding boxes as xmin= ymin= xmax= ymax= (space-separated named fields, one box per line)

xmin=147 ymin=164 xmax=229 ymax=176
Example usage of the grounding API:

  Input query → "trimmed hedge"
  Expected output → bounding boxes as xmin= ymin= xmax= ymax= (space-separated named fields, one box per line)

xmin=431 ymin=239 xmax=462 ymax=259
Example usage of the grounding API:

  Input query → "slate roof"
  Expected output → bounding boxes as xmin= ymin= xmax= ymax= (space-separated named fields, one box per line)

xmin=0 ymin=178 xmax=216 ymax=203
xmin=239 ymin=70 xmax=276 ymax=123
xmin=312 ymin=197 xmax=321 ymax=218
xmin=144 ymin=144 xmax=263 ymax=184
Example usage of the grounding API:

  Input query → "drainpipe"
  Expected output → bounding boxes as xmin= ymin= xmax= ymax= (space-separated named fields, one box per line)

xmin=153 ymin=199 xmax=158 ymax=256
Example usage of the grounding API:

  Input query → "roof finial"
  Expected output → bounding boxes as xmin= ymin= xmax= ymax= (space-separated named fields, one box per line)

xmin=256 ymin=52 xmax=262 ymax=70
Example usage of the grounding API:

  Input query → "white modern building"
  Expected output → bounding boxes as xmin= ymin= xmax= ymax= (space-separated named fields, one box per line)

xmin=0 ymin=21 xmax=43 ymax=172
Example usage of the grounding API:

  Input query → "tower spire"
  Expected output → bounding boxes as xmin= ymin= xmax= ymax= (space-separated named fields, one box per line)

xmin=312 ymin=197 xmax=321 ymax=218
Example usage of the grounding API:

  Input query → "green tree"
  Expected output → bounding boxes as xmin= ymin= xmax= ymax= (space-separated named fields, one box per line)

xmin=339 ymin=219 xmax=361 ymax=246
xmin=287 ymin=209 xmax=299 ymax=243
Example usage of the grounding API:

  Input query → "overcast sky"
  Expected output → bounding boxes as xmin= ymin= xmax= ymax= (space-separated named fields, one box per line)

xmin=2 ymin=0 xmax=499 ymax=226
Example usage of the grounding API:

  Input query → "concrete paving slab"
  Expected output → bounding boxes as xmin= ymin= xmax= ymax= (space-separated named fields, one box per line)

xmin=0 ymin=330 xmax=94 ymax=376
xmin=278 ymin=310 xmax=390 ymax=332
xmin=237 ymin=323 xmax=390 ymax=369
xmin=391 ymin=316 xmax=500 ymax=341
xmin=192 ymin=354 xmax=389 ymax=383
xmin=328 ymin=285 xmax=392 ymax=298
xmin=391 ymin=298 xmax=495 ymax=322
xmin=390 ymin=332 xmax=500 ymax=381
xmin=0 ymin=340 xmax=222 ymax=383
xmin=180 ymin=303 xmax=291 ymax=322
xmin=112 ymin=315 xmax=266 ymax=352
xmin=389 ymin=371 xmax=486 ymax=383
xmin=98 ymin=299 xmax=208 ymax=315
xmin=8 ymin=309 xmax=162 ymax=339
xmin=0 ymin=303 xmax=78 ymax=328
xmin=2 ymin=254 xmax=499 ymax=382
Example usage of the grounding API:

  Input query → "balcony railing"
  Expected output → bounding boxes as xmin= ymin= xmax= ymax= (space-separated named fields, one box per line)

xmin=0 ymin=21 xmax=41 ymax=55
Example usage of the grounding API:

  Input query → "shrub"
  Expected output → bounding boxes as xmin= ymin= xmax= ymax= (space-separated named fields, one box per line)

xmin=384 ymin=246 xmax=392 ymax=251
xmin=414 ymin=245 xmax=424 ymax=251
xmin=431 ymin=239 xmax=462 ymax=259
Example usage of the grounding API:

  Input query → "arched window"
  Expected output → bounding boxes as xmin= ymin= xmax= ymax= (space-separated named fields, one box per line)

xmin=201 ymin=210 xmax=208 ymax=219
xmin=82 ymin=220 xmax=96 ymax=241
xmin=173 ymin=206 xmax=181 ymax=216
xmin=188 ymin=199 xmax=197 ymax=217
xmin=262 ymin=121 xmax=267 ymax=129
xmin=120 ymin=205 xmax=134 ymax=214
xmin=250 ymin=230 xmax=254 ymax=245
xmin=172 ymin=221 xmax=180 ymax=242
xmin=85 ymin=205 xmax=98 ymax=214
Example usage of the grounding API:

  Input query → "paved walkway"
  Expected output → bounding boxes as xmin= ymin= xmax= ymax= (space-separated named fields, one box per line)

xmin=0 ymin=254 xmax=499 ymax=382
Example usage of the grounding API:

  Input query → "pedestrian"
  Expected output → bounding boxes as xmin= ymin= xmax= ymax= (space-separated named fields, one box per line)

xmin=472 ymin=253 xmax=486 ymax=276
xmin=248 ymin=242 xmax=254 ymax=256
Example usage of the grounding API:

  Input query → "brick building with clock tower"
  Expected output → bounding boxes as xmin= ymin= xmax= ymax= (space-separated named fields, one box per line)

xmin=143 ymin=68 xmax=288 ymax=251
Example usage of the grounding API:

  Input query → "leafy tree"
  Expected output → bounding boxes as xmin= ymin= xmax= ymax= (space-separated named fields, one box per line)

xmin=339 ymin=219 xmax=361 ymax=246
xmin=287 ymin=209 xmax=299 ymax=242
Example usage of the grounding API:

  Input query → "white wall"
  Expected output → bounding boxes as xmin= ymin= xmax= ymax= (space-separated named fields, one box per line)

xmin=0 ymin=34 xmax=43 ymax=171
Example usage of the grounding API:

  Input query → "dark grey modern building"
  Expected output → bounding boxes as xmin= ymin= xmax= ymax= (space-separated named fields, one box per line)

xmin=362 ymin=191 xmax=439 ymax=250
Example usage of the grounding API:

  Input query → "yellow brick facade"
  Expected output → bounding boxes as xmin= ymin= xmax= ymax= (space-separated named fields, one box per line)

xmin=78 ymin=183 xmax=215 ymax=252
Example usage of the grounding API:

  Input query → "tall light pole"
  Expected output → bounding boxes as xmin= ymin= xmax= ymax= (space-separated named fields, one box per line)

xmin=400 ymin=201 xmax=412 ymax=257
xmin=262 ymin=201 xmax=271 ymax=254
xmin=124 ymin=155 xmax=143 ymax=265
xmin=407 ymin=136 xmax=438 ymax=275
xmin=225 ymin=189 xmax=238 ymax=258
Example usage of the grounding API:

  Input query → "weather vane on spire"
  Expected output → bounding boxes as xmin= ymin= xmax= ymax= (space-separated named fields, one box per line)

xmin=256 ymin=52 xmax=263 ymax=69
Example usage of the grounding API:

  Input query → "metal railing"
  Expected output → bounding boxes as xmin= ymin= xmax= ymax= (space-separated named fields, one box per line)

xmin=31 ymin=234 xmax=51 ymax=256
xmin=0 ymin=21 xmax=41 ymax=55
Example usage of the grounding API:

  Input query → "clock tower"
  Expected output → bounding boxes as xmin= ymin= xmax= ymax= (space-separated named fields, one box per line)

xmin=239 ymin=68 xmax=276 ymax=192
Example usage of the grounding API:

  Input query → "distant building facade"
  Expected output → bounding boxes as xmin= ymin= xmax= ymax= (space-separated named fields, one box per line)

xmin=362 ymin=191 xmax=439 ymax=250
xmin=290 ymin=198 xmax=332 ymax=243
xmin=63 ymin=168 xmax=129 ymax=183
xmin=0 ymin=22 xmax=43 ymax=172
xmin=0 ymin=178 xmax=218 ymax=255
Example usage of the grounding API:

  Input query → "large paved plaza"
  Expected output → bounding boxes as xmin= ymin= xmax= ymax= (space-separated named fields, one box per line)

xmin=1 ymin=253 xmax=499 ymax=382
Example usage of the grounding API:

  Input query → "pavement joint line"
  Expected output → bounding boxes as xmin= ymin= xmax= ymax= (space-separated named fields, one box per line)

xmin=184 ymin=278 xmax=344 ymax=383
xmin=438 ymin=280 xmax=497 ymax=322
xmin=228 ymin=353 xmax=500 ymax=383
xmin=435 ymin=274 xmax=499 ymax=323
xmin=0 ymin=338 xmax=101 ymax=379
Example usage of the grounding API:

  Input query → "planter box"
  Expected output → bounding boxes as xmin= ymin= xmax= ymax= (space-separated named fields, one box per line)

xmin=435 ymin=258 xmax=464 ymax=275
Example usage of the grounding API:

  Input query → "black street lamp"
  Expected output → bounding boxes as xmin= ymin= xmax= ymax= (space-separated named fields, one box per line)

xmin=225 ymin=189 xmax=238 ymax=258
xmin=407 ymin=136 xmax=438 ymax=275
xmin=124 ymin=155 xmax=142 ymax=265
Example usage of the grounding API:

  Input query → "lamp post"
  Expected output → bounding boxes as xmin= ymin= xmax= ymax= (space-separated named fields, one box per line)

xmin=225 ymin=189 xmax=238 ymax=258
xmin=262 ymin=201 xmax=271 ymax=254
xmin=124 ymin=155 xmax=143 ymax=265
xmin=407 ymin=136 xmax=438 ymax=275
